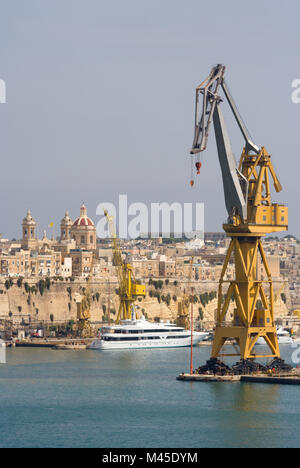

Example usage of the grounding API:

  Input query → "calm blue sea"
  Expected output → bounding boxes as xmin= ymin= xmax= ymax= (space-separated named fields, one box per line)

xmin=0 ymin=345 xmax=299 ymax=448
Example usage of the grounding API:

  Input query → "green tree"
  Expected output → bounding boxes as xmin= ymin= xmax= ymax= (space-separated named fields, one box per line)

xmin=17 ymin=277 xmax=23 ymax=288
xmin=198 ymin=307 xmax=204 ymax=321
xmin=38 ymin=280 xmax=46 ymax=296
xmin=67 ymin=320 xmax=75 ymax=332
xmin=281 ymin=293 xmax=287 ymax=304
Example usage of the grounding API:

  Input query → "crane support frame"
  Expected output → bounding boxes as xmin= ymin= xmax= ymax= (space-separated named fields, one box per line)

xmin=212 ymin=237 xmax=280 ymax=359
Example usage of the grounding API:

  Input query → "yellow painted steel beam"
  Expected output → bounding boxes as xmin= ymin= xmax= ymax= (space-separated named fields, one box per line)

xmin=210 ymin=144 xmax=287 ymax=361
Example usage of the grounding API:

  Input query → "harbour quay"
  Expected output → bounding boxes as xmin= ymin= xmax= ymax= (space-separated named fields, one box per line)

xmin=177 ymin=370 xmax=300 ymax=385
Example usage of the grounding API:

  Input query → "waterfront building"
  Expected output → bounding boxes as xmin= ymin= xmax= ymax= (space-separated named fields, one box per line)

xmin=258 ymin=254 xmax=281 ymax=281
xmin=159 ymin=258 xmax=176 ymax=277
xmin=69 ymin=249 xmax=94 ymax=277
xmin=61 ymin=257 xmax=72 ymax=278
xmin=131 ymin=258 xmax=160 ymax=278
xmin=0 ymin=249 xmax=61 ymax=277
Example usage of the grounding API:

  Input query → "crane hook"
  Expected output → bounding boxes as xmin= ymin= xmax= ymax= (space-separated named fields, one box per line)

xmin=195 ymin=161 xmax=202 ymax=175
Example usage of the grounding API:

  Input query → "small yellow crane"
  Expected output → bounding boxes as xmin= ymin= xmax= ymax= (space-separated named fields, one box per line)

xmin=177 ymin=257 xmax=194 ymax=329
xmin=104 ymin=210 xmax=146 ymax=323
xmin=76 ymin=255 xmax=94 ymax=337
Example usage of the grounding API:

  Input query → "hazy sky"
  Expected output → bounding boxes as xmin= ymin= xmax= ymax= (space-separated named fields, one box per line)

xmin=0 ymin=0 xmax=299 ymax=239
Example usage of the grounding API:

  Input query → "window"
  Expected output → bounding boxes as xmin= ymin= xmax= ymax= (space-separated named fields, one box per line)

xmin=167 ymin=335 xmax=190 ymax=339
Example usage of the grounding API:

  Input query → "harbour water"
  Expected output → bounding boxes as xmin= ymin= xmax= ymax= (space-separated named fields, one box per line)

xmin=0 ymin=345 xmax=300 ymax=448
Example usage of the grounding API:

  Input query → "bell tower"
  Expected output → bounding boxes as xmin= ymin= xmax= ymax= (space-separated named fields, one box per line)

xmin=22 ymin=209 xmax=37 ymax=250
xmin=60 ymin=210 xmax=73 ymax=241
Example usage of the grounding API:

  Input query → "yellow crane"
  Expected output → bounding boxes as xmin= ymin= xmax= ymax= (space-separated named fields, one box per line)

xmin=76 ymin=255 xmax=94 ymax=337
xmin=104 ymin=210 xmax=146 ymax=323
xmin=190 ymin=64 xmax=288 ymax=361
xmin=177 ymin=257 xmax=194 ymax=329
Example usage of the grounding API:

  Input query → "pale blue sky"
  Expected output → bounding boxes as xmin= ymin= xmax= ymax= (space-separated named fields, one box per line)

xmin=0 ymin=0 xmax=299 ymax=238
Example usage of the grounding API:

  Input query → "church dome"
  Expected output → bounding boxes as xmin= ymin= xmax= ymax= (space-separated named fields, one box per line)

xmin=72 ymin=203 xmax=95 ymax=227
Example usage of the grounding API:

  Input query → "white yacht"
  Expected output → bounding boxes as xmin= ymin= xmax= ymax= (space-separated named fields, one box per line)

xmin=255 ymin=327 xmax=294 ymax=346
xmin=89 ymin=313 xmax=209 ymax=351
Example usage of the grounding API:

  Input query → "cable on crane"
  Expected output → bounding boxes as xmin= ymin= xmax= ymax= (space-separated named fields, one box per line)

xmin=190 ymin=154 xmax=195 ymax=187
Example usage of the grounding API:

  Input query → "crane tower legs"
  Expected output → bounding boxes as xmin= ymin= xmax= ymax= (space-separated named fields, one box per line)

xmin=211 ymin=235 xmax=280 ymax=360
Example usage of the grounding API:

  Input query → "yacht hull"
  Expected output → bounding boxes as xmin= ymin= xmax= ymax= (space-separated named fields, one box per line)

xmin=89 ymin=333 xmax=207 ymax=350
xmin=255 ymin=336 xmax=293 ymax=346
